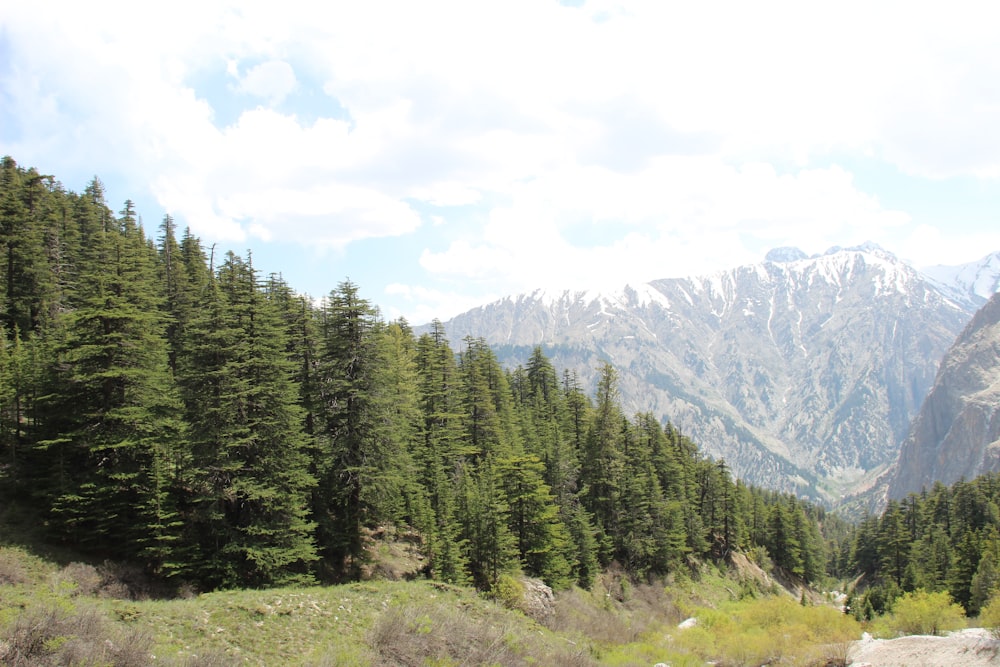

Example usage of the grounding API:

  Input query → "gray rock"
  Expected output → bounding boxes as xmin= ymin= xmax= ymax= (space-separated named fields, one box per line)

xmin=887 ymin=292 xmax=1000 ymax=498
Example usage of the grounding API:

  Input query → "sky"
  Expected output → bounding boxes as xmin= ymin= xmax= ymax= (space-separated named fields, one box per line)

xmin=2 ymin=1 xmax=999 ymax=324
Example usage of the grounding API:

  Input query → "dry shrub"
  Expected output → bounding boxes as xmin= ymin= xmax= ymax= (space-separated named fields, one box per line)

xmin=165 ymin=650 xmax=245 ymax=667
xmin=52 ymin=561 xmax=102 ymax=596
xmin=97 ymin=560 xmax=154 ymax=600
xmin=47 ymin=560 xmax=161 ymax=600
xmin=0 ymin=547 xmax=29 ymax=585
xmin=369 ymin=599 xmax=593 ymax=667
xmin=546 ymin=575 xmax=683 ymax=646
xmin=0 ymin=603 xmax=152 ymax=667
xmin=369 ymin=602 xmax=515 ymax=667
xmin=547 ymin=586 xmax=634 ymax=643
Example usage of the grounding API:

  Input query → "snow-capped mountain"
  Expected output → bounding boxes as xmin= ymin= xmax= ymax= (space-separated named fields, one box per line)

xmin=429 ymin=244 xmax=988 ymax=503
xmin=920 ymin=252 xmax=1000 ymax=310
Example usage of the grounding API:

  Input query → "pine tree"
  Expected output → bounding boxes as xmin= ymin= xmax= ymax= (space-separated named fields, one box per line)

xmin=0 ymin=158 xmax=61 ymax=334
xmin=497 ymin=453 xmax=573 ymax=587
xmin=34 ymin=201 xmax=185 ymax=570
xmin=579 ymin=362 xmax=624 ymax=562
xmin=767 ymin=499 xmax=804 ymax=577
xmin=879 ymin=500 xmax=910 ymax=587
xmin=948 ymin=530 xmax=982 ymax=612
xmin=179 ymin=252 xmax=317 ymax=589
xmin=314 ymin=280 xmax=397 ymax=580
xmin=969 ymin=527 xmax=1000 ymax=615
xmin=457 ymin=337 xmax=518 ymax=459
xmin=456 ymin=456 xmax=517 ymax=590
xmin=414 ymin=321 xmax=468 ymax=583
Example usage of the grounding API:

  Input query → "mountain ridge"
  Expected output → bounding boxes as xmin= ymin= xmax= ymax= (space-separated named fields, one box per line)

xmin=425 ymin=245 xmax=1000 ymax=503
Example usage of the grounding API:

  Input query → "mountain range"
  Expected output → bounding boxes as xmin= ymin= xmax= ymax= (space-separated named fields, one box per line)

xmin=426 ymin=244 xmax=1000 ymax=504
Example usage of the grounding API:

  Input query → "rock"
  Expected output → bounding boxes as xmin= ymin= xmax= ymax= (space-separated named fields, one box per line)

xmin=888 ymin=292 xmax=1000 ymax=499
xmin=519 ymin=577 xmax=554 ymax=622
xmin=677 ymin=617 xmax=697 ymax=629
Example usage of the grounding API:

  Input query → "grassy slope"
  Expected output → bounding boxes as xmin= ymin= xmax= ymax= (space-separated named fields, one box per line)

xmin=0 ymin=511 xmax=864 ymax=667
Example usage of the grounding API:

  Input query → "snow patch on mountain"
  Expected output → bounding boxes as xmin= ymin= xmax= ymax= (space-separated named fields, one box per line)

xmin=425 ymin=244 xmax=996 ymax=503
xmin=921 ymin=252 xmax=1000 ymax=308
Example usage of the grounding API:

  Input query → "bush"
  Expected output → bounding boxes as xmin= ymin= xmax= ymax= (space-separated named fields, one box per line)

xmin=51 ymin=562 xmax=101 ymax=596
xmin=489 ymin=573 xmax=525 ymax=611
xmin=0 ymin=548 xmax=29 ymax=585
xmin=887 ymin=589 xmax=966 ymax=636
xmin=672 ymin=595 xmax=860 ymax=666
xmin=980 ymin=591 xmax=1000 ymax=639
xmin=0 ymin=602 xmax=152 ymax=667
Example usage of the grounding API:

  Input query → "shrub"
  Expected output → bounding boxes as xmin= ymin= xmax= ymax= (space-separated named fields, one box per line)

xmin=51 ymin=562 xmax=101 ymax=596
xmin=672 ymin=595 xmax=861 ymax=666
xmin=0 ymin=548 xmax=29 ymax=585
xmin=369 ymin=600 xmax=518 ymax=667
xmin=887 ymin=589 xmax=966 ymax=636
xmin=0 ymin=602 xmax=152 ymax=667
xmin=980 ymin=591 xmax=1000 ymax=639
xmin=489 ymin=573 xmax=525 ymax=611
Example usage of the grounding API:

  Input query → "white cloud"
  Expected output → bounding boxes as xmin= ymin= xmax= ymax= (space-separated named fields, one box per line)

xmin=3 ymin=0 xmax=999 ymax=321
xmin=384 ymin=283 xmax=500 ymax=324
xmin=900 ymin=224 xmax=1000 ymax=269
xmin=235 ymin=60 xmax=297 ymax=106
xmin=420 ymin=161 xmax=911 ymax=292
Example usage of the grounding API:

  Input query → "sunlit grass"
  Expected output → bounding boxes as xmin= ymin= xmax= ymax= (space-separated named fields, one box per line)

xmin=2 ymin=534 xmax=866 ymax=666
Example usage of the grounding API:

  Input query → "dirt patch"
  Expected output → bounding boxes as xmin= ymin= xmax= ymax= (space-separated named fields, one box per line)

xmin=848 ymin=628 xmax=1000 ymax=666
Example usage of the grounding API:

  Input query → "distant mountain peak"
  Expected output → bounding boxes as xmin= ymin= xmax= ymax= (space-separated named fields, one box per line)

xmin=765 ymin=247 xmax=808 ymax=263
xmin=920 ymin=251 xmax=1000 ymax=309
xmin=766 ymin=242 xmax=895 ymax=265
xmin=823 ymin=241 xmax=893 ymax=258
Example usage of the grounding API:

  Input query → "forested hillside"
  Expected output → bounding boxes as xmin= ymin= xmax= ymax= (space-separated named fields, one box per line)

xmin=0 ymin=157 xmax=842 ymax=593
xmin=845 ymin=473 xmax=1000 ymax=618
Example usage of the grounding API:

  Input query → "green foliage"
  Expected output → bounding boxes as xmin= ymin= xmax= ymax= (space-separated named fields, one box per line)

xmin=849 ymin=475 xmax=1000 ymax=619
xmin=886 ymin=589 xmax=966 ymax=636
xmin=672 ymin=595 xmax=860 ymax=666
xmin=979 ymin=590 xmax=1000 ymax=639
xmin=176 ymin=252 xmax=318 ymax=589
xmin=1 ymin=157 xmax=838 ymax=595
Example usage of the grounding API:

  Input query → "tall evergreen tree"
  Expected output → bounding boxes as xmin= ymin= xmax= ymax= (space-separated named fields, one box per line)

xmin=413 ymin=321 xmax=468 ymax=583
xmin=178 ymin=252 xmax=316 ymax=589
xmin=33 ymin=201 xmax=185 ymax=570
xmin=579 ymin=362 xmax=624 ymax=562
xmin=314 ymin=280 xmax=397 ymax=580
xmin=456 ymin=456 xmax=517 ymax=590
xmin=497 ymin=453 xmax=573 ymax=587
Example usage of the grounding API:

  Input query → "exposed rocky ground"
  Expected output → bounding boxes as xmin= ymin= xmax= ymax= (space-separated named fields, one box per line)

xmin=848 ymin=628 xmax=1000 ymax=666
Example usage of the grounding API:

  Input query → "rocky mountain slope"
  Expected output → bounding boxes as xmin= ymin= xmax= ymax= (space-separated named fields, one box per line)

xmin=431 ymin=245 xmax=988 ymax=503
xmin=887 ymin=291 xmax=1000 ymax=500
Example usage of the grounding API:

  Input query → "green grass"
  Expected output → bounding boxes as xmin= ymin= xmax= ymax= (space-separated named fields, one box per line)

xmin=1 ymin=518 xmax=866 ymax=666
xmin=0 ymin=552 xmax=592 ymax=666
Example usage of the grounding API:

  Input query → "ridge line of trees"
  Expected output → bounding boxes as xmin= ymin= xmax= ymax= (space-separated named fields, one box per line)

xmin=0 ymin=157 xmax=838 ymax=592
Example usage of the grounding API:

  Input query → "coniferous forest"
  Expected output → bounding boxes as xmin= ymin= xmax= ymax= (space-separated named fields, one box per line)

xmin=0 ymin=156 xmax=922 ymax=598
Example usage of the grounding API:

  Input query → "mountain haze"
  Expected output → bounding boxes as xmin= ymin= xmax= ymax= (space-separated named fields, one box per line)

xmin=431 ymin=245 xmax=990 ymax=502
